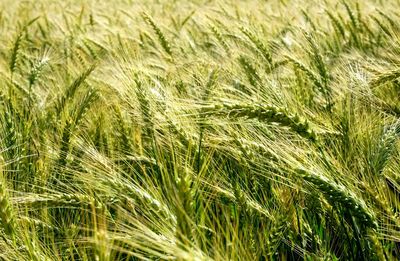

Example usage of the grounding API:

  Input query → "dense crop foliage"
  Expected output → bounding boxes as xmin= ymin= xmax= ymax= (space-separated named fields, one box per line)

xmin=0 ymin=0 xmax=399 ymax=260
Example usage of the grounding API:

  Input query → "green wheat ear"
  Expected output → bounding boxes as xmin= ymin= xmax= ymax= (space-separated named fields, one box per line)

xmin=54 ymin=64 xmax=96 ymax=117
xmin=372 ymin=16 xmax=392 ymax=37
xmin=240 ymin=26 xmax=273 ymax=65
xmin=9 ymin=16 xmax=40 ymax=78
xmin=369 ymin=68 xmax=400 ymax=88
xmin=134 ymin=77 xmax=154 ymax=142
xmin=377 ymin=9 xmax=399 ymax=31
xmin=267 ymin=213 xmax=290 ymax=258
xmin=343 ymin=1 xmax=359 ymax=30
xmin=204 ymin=103 xmax=318 ymax=142
xmin=238 ymin=55 xmax=260 ymax=87
xmin=0 ymin=180 xmax=17 ymax=241
xmin=9 ymin=32 xmax=23 ymax=77
xmin=285 ymin=55 xmax=323 ymax=92
xmin=210 ymin=24 xmax=231 ymax=55
xmin=28 ymin=56 xmax=49 ymax=89
xmin=113 ymin=106 xmax=133 ymax=152
xmin=369 ymin=120 xmax=400 ymax=176
xmin=326 ymin=10 xmax=346 ymax=39
xmin=142 ymin=13 xmax=173 ymax=56
xmin=296 ymin=168 xmax=377 ymax=230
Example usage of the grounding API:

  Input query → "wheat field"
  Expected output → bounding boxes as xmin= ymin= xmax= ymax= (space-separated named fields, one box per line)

xmin=0 ymin=0 xmax=399 ymax=260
